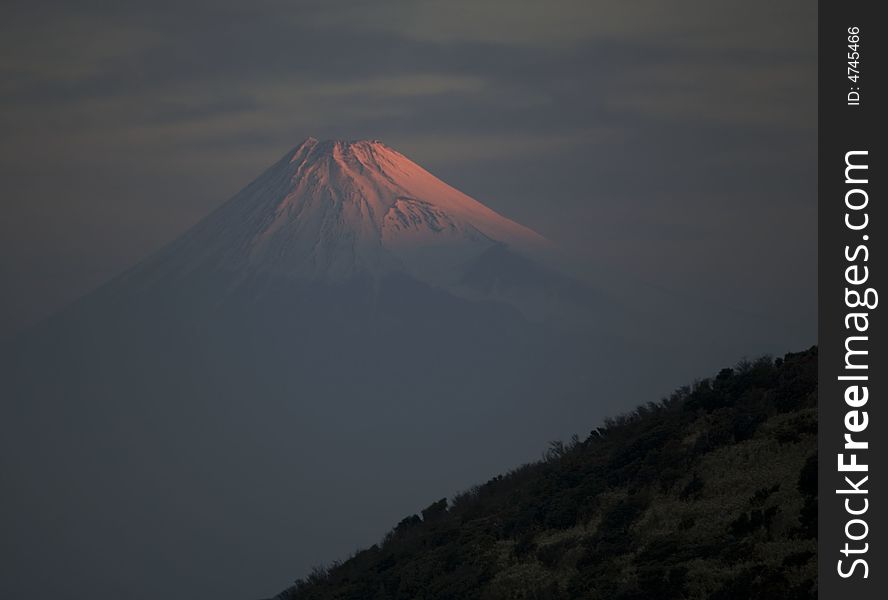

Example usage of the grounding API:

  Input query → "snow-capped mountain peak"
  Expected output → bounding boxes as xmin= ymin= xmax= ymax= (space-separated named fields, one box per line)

xmin=162 ymin=138 xmax=547 ymax=286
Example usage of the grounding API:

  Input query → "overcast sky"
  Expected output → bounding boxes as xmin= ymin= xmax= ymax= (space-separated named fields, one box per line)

xmin=0 ymin=0 xmax=816 ymax=346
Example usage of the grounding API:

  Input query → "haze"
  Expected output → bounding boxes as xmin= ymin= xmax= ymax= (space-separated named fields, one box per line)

xmin=0 ymin=2 xmax=816 ymax=600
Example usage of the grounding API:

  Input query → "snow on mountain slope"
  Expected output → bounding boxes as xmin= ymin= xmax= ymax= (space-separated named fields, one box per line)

xmin=154 ymin=138 xmax=548 ymax=289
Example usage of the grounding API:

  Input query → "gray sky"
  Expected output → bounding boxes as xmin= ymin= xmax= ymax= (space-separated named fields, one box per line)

xmin=0 ymin=0 xmax=816 ymax=345
xmin=0 ymin=3 xmax=818 ymax=598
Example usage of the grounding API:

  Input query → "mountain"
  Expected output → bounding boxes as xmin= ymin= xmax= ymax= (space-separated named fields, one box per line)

xmin=123 ymin=138 xmax=568 ymax=318
xmin=267 ymin=347 xmax=818 ymax=600
xmin=156 ymin=138 xmax=545 ymax=281
xmin=0 ymin=139 xmax=623 ymax=600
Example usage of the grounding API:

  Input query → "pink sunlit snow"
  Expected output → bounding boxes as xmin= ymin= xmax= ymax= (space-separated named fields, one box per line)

xmin=164 ymin=138 xmax=548 ymax=289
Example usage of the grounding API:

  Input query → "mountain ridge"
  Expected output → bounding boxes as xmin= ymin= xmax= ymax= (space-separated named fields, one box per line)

xmin=266 ymin=347 xmax=818 ymax=600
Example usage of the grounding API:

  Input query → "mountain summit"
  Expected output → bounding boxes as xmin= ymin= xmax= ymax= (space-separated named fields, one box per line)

xmin=157 ymin=138 xmax=547 ymax=288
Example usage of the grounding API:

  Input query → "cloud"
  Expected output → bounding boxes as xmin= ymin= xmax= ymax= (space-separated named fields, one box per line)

xmin=607 ymin=60 xmax=816 ymax=129
xmin=310 ymin=0 xmax=813 ymax=52
xmin=0 ymin=12 xmax=157 ymax=86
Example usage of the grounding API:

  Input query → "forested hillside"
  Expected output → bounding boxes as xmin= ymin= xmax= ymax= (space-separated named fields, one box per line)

xmin=268 ymin=347 xmax=817 ymax=600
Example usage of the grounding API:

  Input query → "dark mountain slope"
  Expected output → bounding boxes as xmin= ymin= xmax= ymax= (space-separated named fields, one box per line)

xmin=269 ymin=347 xmax=817 ymax=600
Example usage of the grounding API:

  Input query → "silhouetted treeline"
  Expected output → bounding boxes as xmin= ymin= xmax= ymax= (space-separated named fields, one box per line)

xmin=268 ymin=347 xmax=817 ymax=600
